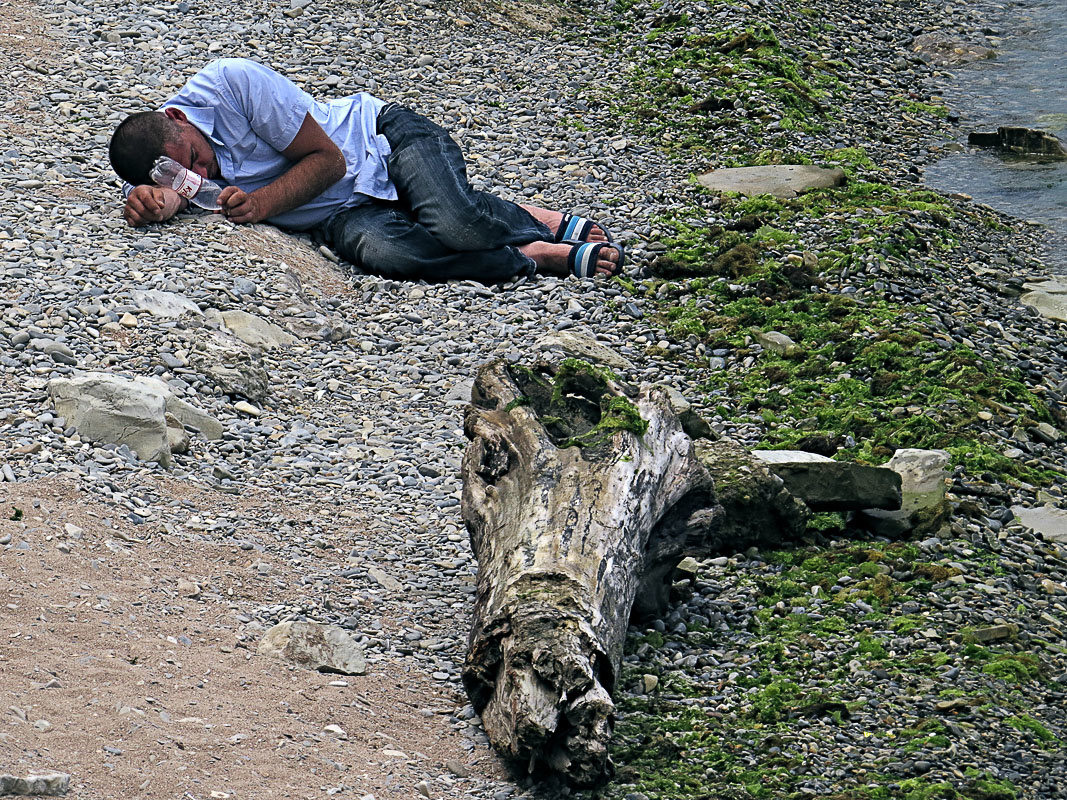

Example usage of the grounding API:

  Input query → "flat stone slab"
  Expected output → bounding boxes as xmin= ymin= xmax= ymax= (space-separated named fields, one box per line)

xmin=1022 ymin=278 xmax=1067 ymax=295
xmin=1012 ymin=504 xmax=1067 ymax=544
xmin=753 ymin=449 xmax=832 ymax=464
xmin=536 ymin=330 xmax=636 ymax=371
xmin=969 ymin=624 xmax=1017 ymax=643
xmin=1020 ymin=290 xmax=1067 ymax=323
xmin=753 ymin=450 xmax=902 ymax=511
xmin=208 ymin=309 xmax=296 ymax=349
xmin=130 ymin=289 xmax=203 ymax=318
xmin=0 ymin=772 xmax=70 ymax=796
xmin=697 ymin=165 xmax=846 ymax=199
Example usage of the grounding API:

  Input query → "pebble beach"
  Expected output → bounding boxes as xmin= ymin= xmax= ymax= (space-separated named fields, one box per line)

xmin=1 ymin=0 xmax=1066 ymax=797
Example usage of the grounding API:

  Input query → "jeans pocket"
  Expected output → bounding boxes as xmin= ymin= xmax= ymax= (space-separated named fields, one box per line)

xmin=380 ymin=107 xmax=452 ymax=151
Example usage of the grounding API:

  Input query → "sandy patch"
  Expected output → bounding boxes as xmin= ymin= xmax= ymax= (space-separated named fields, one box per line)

xmin=0 ymin=478 xmax=505 ymax=799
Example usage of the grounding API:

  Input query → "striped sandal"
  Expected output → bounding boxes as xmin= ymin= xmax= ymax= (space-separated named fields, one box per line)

xmin=568 ymin=241 xmax=625 ymax=278
xmin=554 ymin=213 xmax=613 ymax=243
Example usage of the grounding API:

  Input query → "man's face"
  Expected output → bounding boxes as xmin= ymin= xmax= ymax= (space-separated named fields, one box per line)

xmin=162 ymin=116 xmax=219 ymax=180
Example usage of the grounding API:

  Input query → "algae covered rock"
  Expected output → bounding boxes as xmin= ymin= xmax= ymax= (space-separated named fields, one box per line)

xmin=853 ymin=448 xmax=952 ymax=538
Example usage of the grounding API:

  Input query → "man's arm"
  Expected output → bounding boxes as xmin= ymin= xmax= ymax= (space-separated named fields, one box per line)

xmin=217 ymin=113 xmax=346 ymax=225
xmin=123 ymin=185 xmax=189 ymax=227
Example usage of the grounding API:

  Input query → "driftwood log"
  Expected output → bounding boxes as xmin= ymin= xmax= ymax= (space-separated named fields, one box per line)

xmin=460 ymin=359 xmax=809 ymax=785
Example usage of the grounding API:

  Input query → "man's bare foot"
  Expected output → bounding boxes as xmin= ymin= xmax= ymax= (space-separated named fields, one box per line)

xmin=520 ymin=240 xmax=621 ymax=277
xmin=521 ymin=204 xmax=609 ymax=243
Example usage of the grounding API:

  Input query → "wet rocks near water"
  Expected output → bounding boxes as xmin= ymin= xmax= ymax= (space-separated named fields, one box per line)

xmin=911 ymin=31 xmax=996 ymax=66
xmin=1020 ymin=278 xmax=1067 ymax=323
xmin=968 ymin=126 xmax=1067 ymax=159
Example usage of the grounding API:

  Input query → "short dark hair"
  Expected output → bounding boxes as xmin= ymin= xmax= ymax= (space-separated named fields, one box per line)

xmin=108 ymin=111 xmax=180 ymax=186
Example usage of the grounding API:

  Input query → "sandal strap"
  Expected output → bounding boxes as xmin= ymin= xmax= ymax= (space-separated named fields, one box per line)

xmin=567 ymin=242 xmax=624 ymax=278
xmin=557 ymin=214 xmax=596 ymax=242
xmin=568 ymin=242 xmax=600 ymax=278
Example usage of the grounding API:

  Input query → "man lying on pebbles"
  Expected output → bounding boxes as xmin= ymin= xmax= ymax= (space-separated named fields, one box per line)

xmin=108 ymin=57 xmax=624 ymax=283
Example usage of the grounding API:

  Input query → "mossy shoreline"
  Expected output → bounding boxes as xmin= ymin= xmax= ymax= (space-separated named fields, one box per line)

xmin=552 ymin=0 xmax=1067 ymax=797
xmin=589 ymin=1 xmax=1065 ymax=490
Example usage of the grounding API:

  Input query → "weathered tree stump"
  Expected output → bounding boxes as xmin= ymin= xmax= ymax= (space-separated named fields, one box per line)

xmin=460 ymin=359 xmax=809 ymax=784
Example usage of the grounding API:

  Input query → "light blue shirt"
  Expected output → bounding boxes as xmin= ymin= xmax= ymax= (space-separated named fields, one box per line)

xmin=160 ymin=58 xmax=396 ymax=230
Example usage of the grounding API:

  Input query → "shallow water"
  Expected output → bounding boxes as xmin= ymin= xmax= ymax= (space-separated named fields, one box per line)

xmin=922 ymin=0 xmax=1067 ymax=270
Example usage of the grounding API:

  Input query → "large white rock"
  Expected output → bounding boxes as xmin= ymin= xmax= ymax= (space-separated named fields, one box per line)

xmin=854 ymin=449 xmax=951 ymax=537
xmin=130 ymin=289 xmax=203 ymax=318
xmin=258 ymin=621 xmax=366 ymax=675
xmin=48 ymin=372 xmax=223 ymax=465
xmin=697 ymin=165 xmax=846 ymax=199
xmin=49 ymin=373 xmax=172 ymax=466
xmin=209 ymin=309 xmax=296 ymax=349
xmin=888 ymin=448 xmax=952 ymax=514
xmin=1012 ymin=504 xmax=1067 ymax=544
xmin=1020 ymin=290 xmax=1067 ymax=323
xmin=753 ymin=329 xmax=800 ymax=357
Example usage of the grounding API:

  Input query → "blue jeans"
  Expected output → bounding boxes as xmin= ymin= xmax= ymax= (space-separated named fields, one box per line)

xmin=321 ymin=104 xmax=551 ymax=283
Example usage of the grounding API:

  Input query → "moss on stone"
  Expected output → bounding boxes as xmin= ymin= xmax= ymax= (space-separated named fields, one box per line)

xmin=1005 ymin=715 xmax=1056 ymax=743
xmin=508 ymin=359 xmax=647 ymax=450
xmin=504 ymin=396 xmax=530 ymax=412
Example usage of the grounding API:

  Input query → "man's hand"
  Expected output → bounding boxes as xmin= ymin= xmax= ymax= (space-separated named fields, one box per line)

xmin=218 ymin=186 xmax=267 ymax=225
xmin=214 ymin=113 xmax=345 ymax=226
xmin=123 ymin=185 xmax=186 ymax=227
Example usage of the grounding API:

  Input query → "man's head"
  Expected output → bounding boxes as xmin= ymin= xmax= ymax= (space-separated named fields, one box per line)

xmin=109 ymin=108 xmax=219 ymax=186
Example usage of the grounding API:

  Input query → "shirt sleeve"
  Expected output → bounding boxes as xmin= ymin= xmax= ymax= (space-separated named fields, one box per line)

xmin=211 ymin=58 xmax=313 ymax=153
